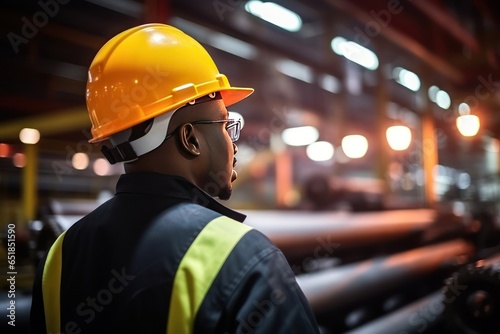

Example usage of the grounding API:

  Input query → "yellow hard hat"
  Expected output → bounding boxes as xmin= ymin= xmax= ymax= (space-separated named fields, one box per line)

xmin=86 ymin=23 xmax=254 ymax=143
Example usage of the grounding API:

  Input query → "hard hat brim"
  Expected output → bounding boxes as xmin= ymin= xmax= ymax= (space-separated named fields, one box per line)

xmin=88 ymin=87 xmax=254 ymax=143
xmin=220 ymin=87 xmax=254 ymax=108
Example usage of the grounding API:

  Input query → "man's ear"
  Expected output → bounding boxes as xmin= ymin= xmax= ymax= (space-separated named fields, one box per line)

xmin=178 ymin=123 xmax=201 ymax=156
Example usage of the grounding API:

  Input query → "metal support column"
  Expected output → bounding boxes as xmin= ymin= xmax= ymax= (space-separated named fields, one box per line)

xmin=22 ymin=143 xmax=38 ymax=224
xmin=421 ymin=86 xmax=438 ymax=208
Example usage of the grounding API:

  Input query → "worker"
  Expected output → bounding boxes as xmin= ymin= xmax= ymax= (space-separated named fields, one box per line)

xmin=30 ymin=23 xmax=320 ymax=333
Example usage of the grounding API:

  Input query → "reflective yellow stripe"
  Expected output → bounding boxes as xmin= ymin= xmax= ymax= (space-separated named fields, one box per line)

xmin=42 ymin=231 xmax=66 ymax=334
xmin=167 ymin=216 xmax=252 ymax=334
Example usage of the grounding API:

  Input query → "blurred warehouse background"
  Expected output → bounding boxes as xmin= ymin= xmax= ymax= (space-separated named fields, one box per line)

xmin=1 ymin=0 xmax=500 ymax=333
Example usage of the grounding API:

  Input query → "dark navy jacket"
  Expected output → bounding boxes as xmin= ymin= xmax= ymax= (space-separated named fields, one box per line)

xmin=30 ymin=172 xmax=320 ymax=333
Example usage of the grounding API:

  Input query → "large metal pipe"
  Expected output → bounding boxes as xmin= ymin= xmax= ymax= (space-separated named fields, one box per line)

xmin=345 ymin=253 xmax=500 ymax=334
xmin=244 ymin=209 xmax=467 ymax=261
xmin=296 ymin=239 xmax=474 ymax=314
xmin=344 ymin=291 xmax=444 ymax=334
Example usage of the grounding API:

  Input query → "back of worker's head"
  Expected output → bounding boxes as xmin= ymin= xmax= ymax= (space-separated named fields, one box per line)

xmin=85 ymin=23 xmax=253 ymax=165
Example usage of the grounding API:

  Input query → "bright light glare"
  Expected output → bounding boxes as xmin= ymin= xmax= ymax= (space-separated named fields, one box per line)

xmin=436 ymin=90 xmax=451 ymax=109
xmin=458 ymin=102 xmax=470 ymax=115
xmin=19 ymin=128 xmax=40 ymax=144
xmin=245 ymin=1 xmax=302 ymax=32
xmin=331 ymin=37 xmax=347 ymax=55
xmin=150 ymin=32 xmax=167 ymax=44
xmin=72 ymin=152 xmax=89 ymax=170
xmin=393 ymin=67 xmax=421 ymax=92
xmin=93 ymin=158 xmax=111 ymax=176
xmin=282 ymin=126 xmax=319 ymax=146
xmin=31 ymin=220 xmax=44 ymax=231
xmin=331 ymin=37 xmax=379 ymax=70
xmin=456 ymin=115 xmax=480 ymax=137
xmin=13 ymin=153 xmax=26 ymax=168
xmin=209 ymin=33 xmax=258 ymax=60
xmin=342 ymin=135 xmax=368 ymax=159
xmin=275 ymin=59 xmax=313 ymax=83
xmin=386 ymin=125 xmax=412 ymax=151
xmin=0 ymin=143 xmax=10 ymax=158
xmin=457 ymin=172 xmax=471 ymax=190
xmin=341 ymin=42 xmax=379 ymax=70
xmin=228 ymin=111 xmax=245 ymax=129
xmin=319 ymin=74 xmax=341 ymax=93
xmin=306 ymin=141 xmax=334 ymax=161
xmin=428 ymin=85 xmax=440 ymax=102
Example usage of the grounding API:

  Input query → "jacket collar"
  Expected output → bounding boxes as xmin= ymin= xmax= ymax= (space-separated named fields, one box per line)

xmin=115 ymin=172 xmax=246 ymax=222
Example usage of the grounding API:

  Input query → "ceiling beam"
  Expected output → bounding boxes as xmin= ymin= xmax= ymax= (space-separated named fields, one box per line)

xmin=324 ymin=0 xmax=465 ymax=84
xmin=409 ymin=0 xmax=479 ymax=52
xmin=84 ymin=0 xmax=143 ymax=18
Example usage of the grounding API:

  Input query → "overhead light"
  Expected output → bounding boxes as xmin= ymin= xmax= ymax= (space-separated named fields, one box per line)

xmin=245 ymin=1 xmax=302 ymax=32
xmin=436 ymin=90 xmax=451 ymax=109
xmin=307 ymin=141 xmax=334 ymax=161
xmin=393 ymin=67 xmax=421 ymax=92
xmin=319 ymin=74 xmax=341 ymax=93
xmin=457 ymin=172 xmax=471 ymax=190
xmin=456 ymin=115 xmax=480 ymax=137
xmin=342 ymin=42 xmax=379 ymax=70
xmin=341 ymin=135 xmax=368 ymax=159
xmin=209 ymin=33 xmax=258 ymax=60
xmin=386 ymin=125 xmax=412 ymax=151
xmin=428 ymin=85 xmax=440 ymax=102
xmin=428 ymin=85 xmax=451 ymax=109
xmin=458 ymin=102 xmax=470 ymax=115
xmin=13 ymin=153 xmax=26 ymax=168
xmin=331 ymin=36 xmax=347 ymax=55
xmin=93 ymin=158 xmax=111 ymax=176
xmin=72 ymin=153 xmax=89 ymax=170
xmin=331 ymin=37 xmax=379 ymax=70
xmin=19 ymin=128 xmax=40 ymax=144
xmin=275 ymin=59 xmax=313 ymax=83
xmin=282 ymin=126 xmax=319 ymax=146
xmin=0 ymin=143 xmax=11 ymax=158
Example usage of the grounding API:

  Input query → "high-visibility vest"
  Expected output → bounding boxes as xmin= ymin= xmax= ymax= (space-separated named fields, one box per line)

xmin=41 ymin=209 xmax=252 ymax=334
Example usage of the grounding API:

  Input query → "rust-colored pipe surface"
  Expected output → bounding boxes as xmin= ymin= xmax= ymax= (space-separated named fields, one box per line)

xmin=244 ymin=209 xmax=450 ymax=260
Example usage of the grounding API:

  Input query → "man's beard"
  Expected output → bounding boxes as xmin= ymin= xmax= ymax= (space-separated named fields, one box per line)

xmin=218 ymin=184 xmax=232 ymax=200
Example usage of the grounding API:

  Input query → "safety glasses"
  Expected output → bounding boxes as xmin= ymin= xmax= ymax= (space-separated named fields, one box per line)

xmin=165 ymin=119 xmax=241 ymax=142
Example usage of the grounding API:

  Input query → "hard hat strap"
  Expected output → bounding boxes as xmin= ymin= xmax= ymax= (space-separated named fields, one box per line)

xmin=101 ymin=111 xmax=174 ymax=164
xmin=128 ymin=111 xmax=174 ymax=159
xmin=101 ymin=141 xmax=137 ymax=164
xmin=100 ymin=92 xmax=223 ymax=164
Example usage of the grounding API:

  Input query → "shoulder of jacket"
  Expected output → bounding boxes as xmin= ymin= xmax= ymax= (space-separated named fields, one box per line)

xmin=155 ymin=202 xmax=221 ymax=224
